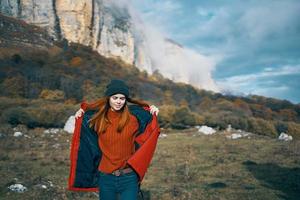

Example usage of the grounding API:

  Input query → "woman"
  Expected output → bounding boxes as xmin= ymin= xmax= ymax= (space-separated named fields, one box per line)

xmin=68 ymin=79 xmax=160 ymax=200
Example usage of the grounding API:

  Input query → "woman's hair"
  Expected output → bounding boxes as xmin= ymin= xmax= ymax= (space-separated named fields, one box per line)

xmin=86 ymin=97 xmax=149 ymax=134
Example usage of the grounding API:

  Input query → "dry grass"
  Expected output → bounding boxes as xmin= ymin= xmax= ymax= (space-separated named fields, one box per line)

xmin=0 ymin=127 xmax=299 ymax=200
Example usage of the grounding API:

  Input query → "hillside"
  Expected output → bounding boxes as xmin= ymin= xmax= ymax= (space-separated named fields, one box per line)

xmin=0 ymin=126 xmax=299 ymax=199
xmin=0 ymin=13 xmax=300 ymax=138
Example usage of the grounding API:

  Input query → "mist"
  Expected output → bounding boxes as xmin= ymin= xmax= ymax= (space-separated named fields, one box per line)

xmin=109 ymin=0 xmax=220 ymax=92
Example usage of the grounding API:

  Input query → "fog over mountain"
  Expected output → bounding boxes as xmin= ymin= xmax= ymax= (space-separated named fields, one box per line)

xmin=131 ymin=0 xmax=300 ymax=103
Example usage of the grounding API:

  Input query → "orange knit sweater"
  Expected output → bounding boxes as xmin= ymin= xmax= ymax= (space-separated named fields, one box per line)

xmin=98 ymin=109 xmax=139 ymax=173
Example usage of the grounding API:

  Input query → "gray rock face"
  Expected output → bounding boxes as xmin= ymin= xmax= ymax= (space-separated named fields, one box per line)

xmin=0 ymin=0 xmax=58 ymax=36
xmin=0 ymin=0 xmax=140 ymax=66
xmin=0 ymin=0 xmax=219 ymax=91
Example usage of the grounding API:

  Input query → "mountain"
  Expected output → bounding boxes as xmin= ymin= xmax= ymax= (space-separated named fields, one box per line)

xmin=0 ymin=0 xmax=138 ymax=62
xmin=0 ymin=0 xmax=218 ymax=91
xmin=1 ymin=12 xmax=300 ymax=139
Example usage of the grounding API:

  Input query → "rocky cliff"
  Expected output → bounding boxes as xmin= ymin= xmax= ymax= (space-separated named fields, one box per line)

xmin=0 ymin=0 xmax=218 ymax=91
xmin=0 ymin=0 xmax=142 ymax=65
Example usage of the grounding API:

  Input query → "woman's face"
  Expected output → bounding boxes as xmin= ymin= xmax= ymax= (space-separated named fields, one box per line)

xmin=109 ymin=94 xmax=126 ymax=111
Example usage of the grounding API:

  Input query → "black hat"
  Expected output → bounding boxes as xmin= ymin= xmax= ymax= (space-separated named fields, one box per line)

xmin=105 ymin=79 xmax=130 ymax=97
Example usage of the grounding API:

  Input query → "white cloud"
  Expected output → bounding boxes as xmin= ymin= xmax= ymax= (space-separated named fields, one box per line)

xmin=131 ymin=0 xmax=182 ymax=34
xmin=249 ymin=85 xmax=291 ymax=102
xmin=181 ymin=1 xmax=300 ymax=57
xmin=217 ymin=64 xmax=300 ymax=99
xmin=264 ymin=67 xmax=274 ymax=72
xmin=220 ymin=65 xmax=300 ymax=84
xmin=237 ymin=2 xmax=300 ymax=44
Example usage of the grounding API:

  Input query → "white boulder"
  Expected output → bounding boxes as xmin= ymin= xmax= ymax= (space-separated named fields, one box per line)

xmin=64 ymin=115 xmax=75 ymax=134
xmin=198 ymin=125 xmax=216 ymax=135
xmin=8 ymin=184 xmax=27 ymax=192
xmin=227 ymin=133 xmax=242 ymax=139
xmin=278 ymin=133 xmax=293 ymax=141
xmin=41 ymin=185 xmax=47 ymax=189
xmin=226 ymin=131 xmax=251 ymax=139
xmin=159 ymin=133 xmax=167 ymax=138
xmin=13 ymin=132 xmax=23 ymax=137
xmin=34 ymin=184 xmax=47 ymax=189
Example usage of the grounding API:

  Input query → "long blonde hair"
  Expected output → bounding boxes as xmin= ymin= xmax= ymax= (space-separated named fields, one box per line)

xmin=86 ymin=97 xmax=149 ymax=134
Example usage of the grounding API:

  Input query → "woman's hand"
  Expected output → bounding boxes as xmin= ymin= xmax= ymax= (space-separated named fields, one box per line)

xmin=149 ymin=105 xmax=159 ymax=116
xmin=75 ymin=108 xmax=85 ymax=119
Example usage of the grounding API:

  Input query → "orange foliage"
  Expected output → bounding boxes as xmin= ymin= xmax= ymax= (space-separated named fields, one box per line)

xmin=70 ymin=56 xmax=82 ymax=66
xmin=278 ymin=109 xmax=298 ymax=121
xmin=234 ymin=98 xmax=250 ymax=111
xmin=39 ymin=89 xmax=65 ymax=100
xmin=250 ymin=104 xmax=273 ymax=120
xmin=199 ymin=96 xmax=213 ymax=111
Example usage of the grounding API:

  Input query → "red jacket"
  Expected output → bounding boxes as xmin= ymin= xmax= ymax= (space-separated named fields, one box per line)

xmin=68 ymin=103 xmax=160 ymax=192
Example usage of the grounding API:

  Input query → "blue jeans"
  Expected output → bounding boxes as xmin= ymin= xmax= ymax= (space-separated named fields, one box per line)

xmin=98 ymin=170 xmax=139 ymax=200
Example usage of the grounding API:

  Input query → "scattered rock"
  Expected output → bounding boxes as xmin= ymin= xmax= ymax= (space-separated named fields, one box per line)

xmin=8 ymin=184 xmax=27 ymax=192
xmin=198 ymin=125 xmax=216 ymax=135
xmin=227 ymin=133 xmax=243 ymax=139
xmin=52 ymin=143 xmax=60 ymax=149
xmin=34 ymin=184 xmax=47 ymax=189
xmin=13 ymin=125 xmax=28 ymax=134
xmin=225 ymin=129 xmax=252 ymax=140
xmin=226 ymin=124 xmax=232 ymax=132
xmin=159 ymin=133 xmax=167 ymax=138
xmin=64 ymin=115 xmax=75 ymax=133
xmin=48 ymin=181 xmax=54 ymax=187
xmin=13 ymin=131 xmax=23 ymax=137
xmin=278 ymin=132 xmax=293 ymax=141
xmin=226 ymin=131 xmax=250 ymax=140
xmin=44 ymin=128 xmax=60 ymax=134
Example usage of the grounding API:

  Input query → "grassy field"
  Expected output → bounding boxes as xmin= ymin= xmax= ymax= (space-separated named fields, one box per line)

xmin=0 ymin=126 xmax=299 ymax=200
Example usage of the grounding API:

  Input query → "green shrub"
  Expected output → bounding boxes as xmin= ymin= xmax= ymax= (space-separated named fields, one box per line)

xmin=0 ymin=76 xmax=27 ymax=97
xmin=0 ymin=97 xmax=29 ymax=111
xmin=1 ymin=101 xmax=77 ymax=128
xmin=286 ymin=122 xmax=300 ymax=139
xmin=170 ymin=106 xmax=203 ymax=129
xmin=223 ymin=115 xmax=249 ymax=130
xmin=1 ymin=106 xmax=30 ymax=126
xmin=204 ymin=112 xmax=232 ymax=130
xmin=248 ymin=117 xmax=277 ymax=137
xmin=204 ymin=115 xmax=220 ymax=129
xmin=274 ymin=121 xmax=288 ymax=134
xmin=157 ymin=105 xmax=176 ymax=128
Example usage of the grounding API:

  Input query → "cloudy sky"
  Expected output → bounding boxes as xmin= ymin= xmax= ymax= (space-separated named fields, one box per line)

xmin=131 ymin=0 xmax=300 ymax=103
